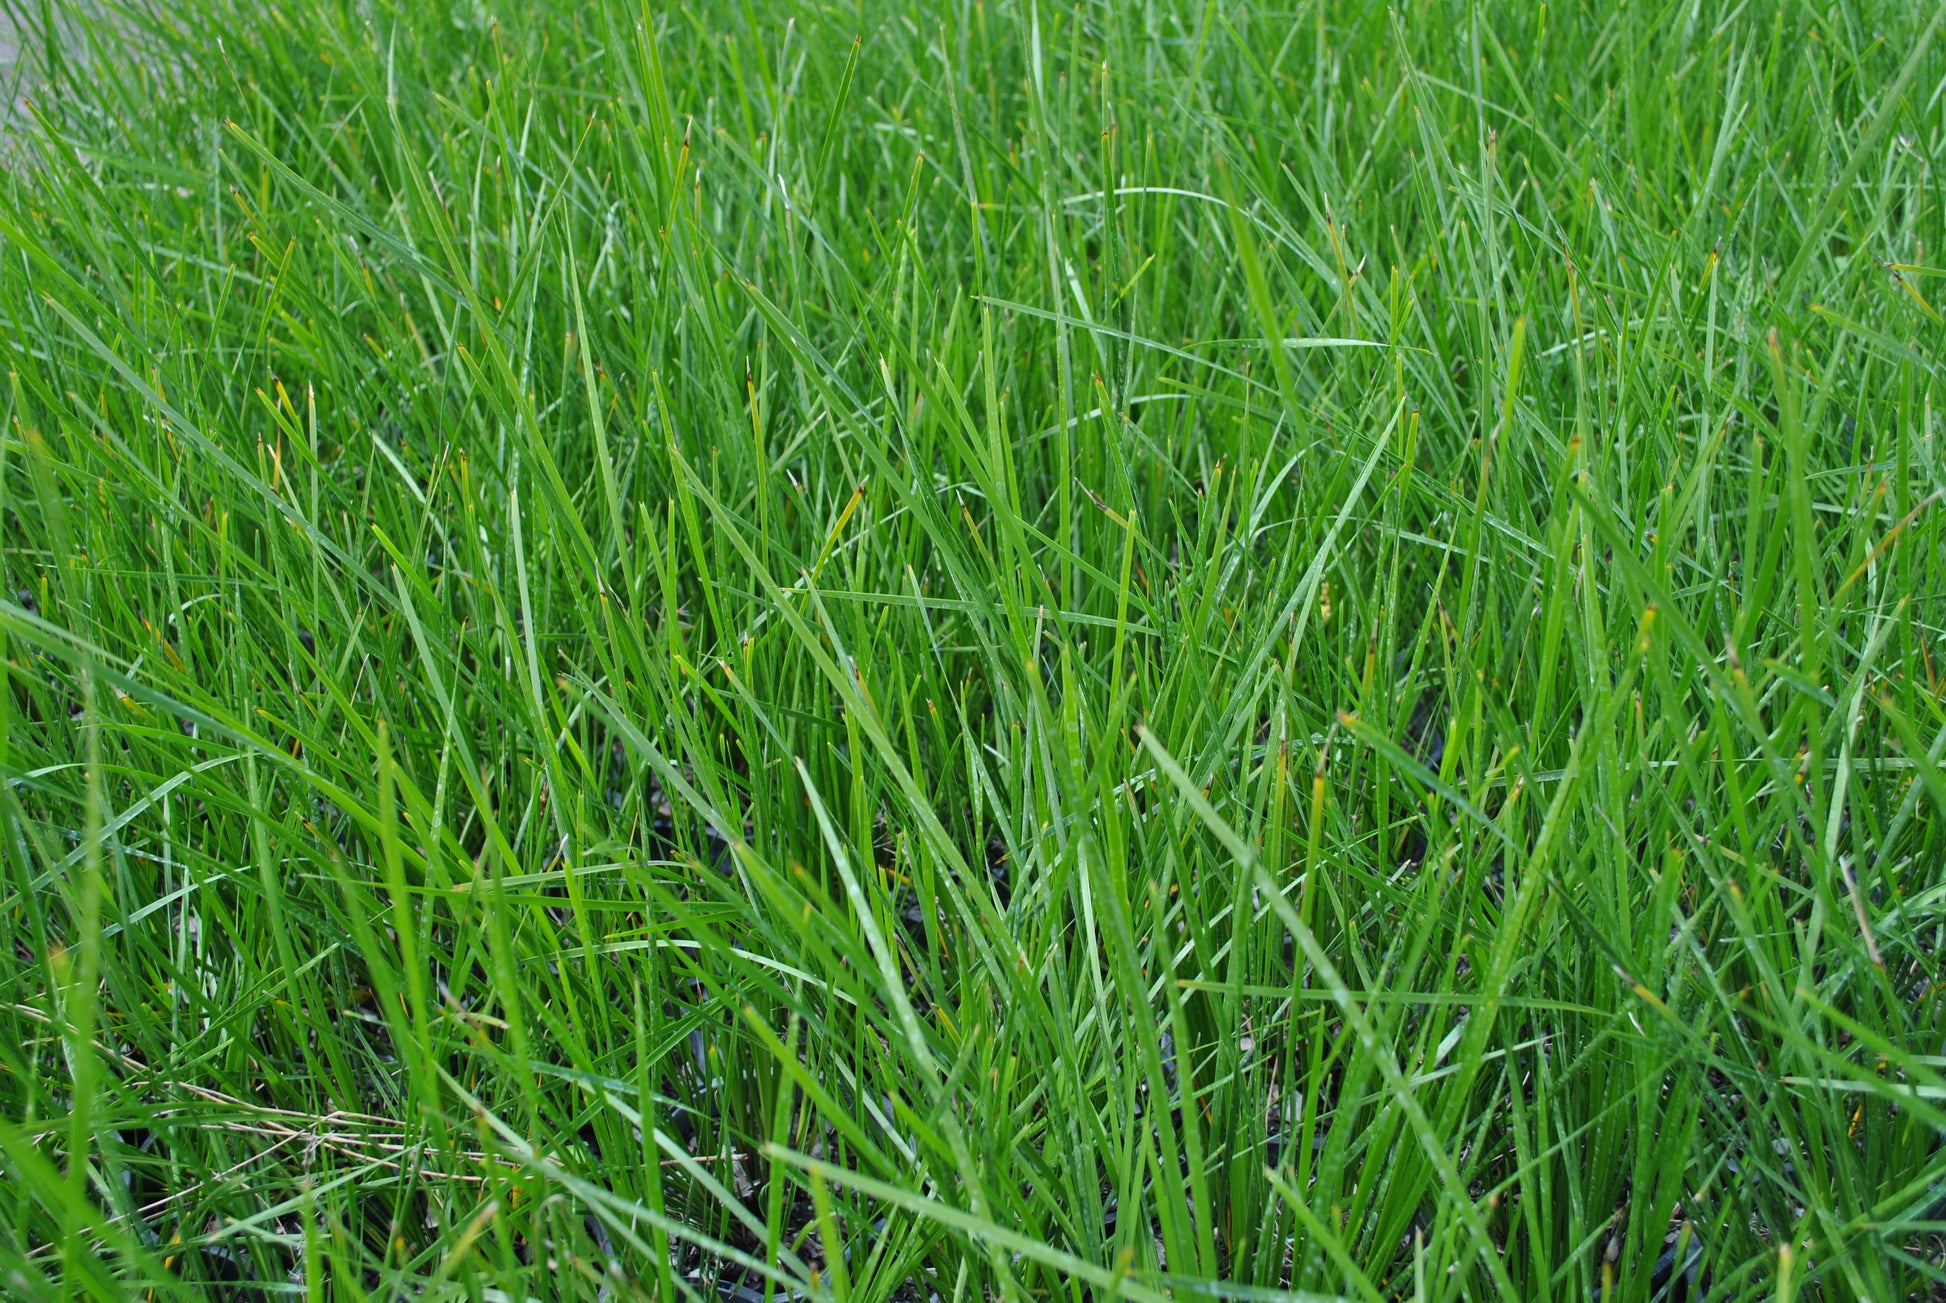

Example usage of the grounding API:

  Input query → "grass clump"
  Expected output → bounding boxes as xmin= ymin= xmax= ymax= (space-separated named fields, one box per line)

xmin=2 ymin=0 xmax=1946 ymax=1297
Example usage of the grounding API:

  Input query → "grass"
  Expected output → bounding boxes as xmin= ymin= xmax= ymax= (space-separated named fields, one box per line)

xmin=0 ymin=0 xmax=1944 ymax=1297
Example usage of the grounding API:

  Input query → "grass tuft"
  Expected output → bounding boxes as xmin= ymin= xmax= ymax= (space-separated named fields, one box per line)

xmin=1 ymin=0 xmax=1945 ymax=1298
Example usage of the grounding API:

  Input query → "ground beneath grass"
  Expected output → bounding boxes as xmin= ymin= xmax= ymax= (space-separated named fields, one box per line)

xmin=2 ymin=1 xmax=1946 ymax=1299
